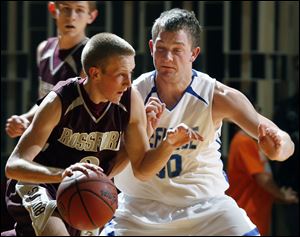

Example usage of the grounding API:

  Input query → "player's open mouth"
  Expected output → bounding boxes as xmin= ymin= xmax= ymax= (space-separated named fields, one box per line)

xmin=65 ymin=25 xmax=75 ymax=29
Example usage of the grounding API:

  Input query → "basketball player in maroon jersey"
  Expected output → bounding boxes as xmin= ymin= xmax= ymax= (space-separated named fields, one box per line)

xmin=5 ymin=1 xmax=98 ymax=138
xmin=5 ymin=33 xmax=203 ymax=236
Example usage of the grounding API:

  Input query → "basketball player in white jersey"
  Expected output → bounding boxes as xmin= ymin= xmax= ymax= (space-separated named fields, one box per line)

xmin=5 ymin=1 xmax=98 ymax=138
xmin=101 ymin=8 xmax=295 ymax=236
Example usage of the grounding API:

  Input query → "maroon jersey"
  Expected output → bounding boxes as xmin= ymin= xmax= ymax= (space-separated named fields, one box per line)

xmin=38 ymin=37 xmax=88 ymax=97
xmin=5 ymin=78 xmax=130 ymax=236
xmin=34 ymin=77 xmax=131 ymax=176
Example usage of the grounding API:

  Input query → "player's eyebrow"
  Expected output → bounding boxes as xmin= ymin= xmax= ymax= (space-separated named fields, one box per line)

xmin=156 ymin=39 xmax=186 ymax=46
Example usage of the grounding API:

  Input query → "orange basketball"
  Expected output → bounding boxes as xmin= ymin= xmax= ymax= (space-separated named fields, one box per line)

xmin=56 ymin=169 xmax=118 ymax=230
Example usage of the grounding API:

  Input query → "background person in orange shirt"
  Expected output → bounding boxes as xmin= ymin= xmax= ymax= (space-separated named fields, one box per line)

xmin=226 ymin=124 xmax=298 ymax=236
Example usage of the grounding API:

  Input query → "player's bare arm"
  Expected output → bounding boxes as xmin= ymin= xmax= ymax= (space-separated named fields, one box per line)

xmin=5 ymin=92 xmax=102 ymax=183
xmin=108 ymin=96 xmax=165 ymax=179
xmin=124 ymin=87 xmax=203 ymax=181
xmin=107 ymin=141 xmax=130 ymax=179
xmin=254 ymin=172 xmax=298 ymax=203
xmin=5 ymin=92 xmax=63 ymax=183
xmin=212 ymin=81 xmax=294 ymax=161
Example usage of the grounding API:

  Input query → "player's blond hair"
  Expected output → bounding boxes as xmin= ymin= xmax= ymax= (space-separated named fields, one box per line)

xmin=81 ymin=33 xmax=135 ymax=76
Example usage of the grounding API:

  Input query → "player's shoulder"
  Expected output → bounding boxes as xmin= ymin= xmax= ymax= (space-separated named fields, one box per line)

xmin=132 ymin=71 xmax=155 ymax=95
xmin=41 ymin=37 xmax=58 ymax=50
xmin=133 ymin=71 xmax=155 ymax=86
xmin=192 ymin=69 xmax=216 ymax=84
xmin=37 ymin=77 xmax=81 ymax=105
xmin=52 ymin=77 xmax=82 ymax=93
xmin=190 ymin=70 xmax=217 ymax=99
xmin=37 ymin=40 xmax=48 ymax=52
xmin=37 ymin=37 xmax=58 ymax=62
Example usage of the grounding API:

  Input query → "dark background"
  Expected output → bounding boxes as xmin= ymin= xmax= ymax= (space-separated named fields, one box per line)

xmin=1 ymin=1 xmax=299 ymax=235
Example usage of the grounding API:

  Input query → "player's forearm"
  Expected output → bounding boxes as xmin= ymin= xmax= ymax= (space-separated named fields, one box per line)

xmin=133 ymin=139 xmax=175 ymax=181
xmin=22 ymin=104 xmax=39 ymax=122
xmin=5 ymin=158 xmax=63 ymax=183
xmin=108 ymin=148 xmax=130 ymax=179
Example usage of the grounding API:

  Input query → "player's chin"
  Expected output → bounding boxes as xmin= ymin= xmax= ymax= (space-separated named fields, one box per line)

xmin=62 ymin=30 xmax=78 ymax=37
xmin=159 ymin=69 xmax=176 ymax=77
xmin=111 ymin=94 xmax=123 ymax=104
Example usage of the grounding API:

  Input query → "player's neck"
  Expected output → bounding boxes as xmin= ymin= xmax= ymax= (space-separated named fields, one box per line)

xmin=156 ymin=71 xmax=192 ymax=94
xmin=156 ymin=80 xmax=188 ymax=109
xmin=57 ymin=34 xmax=87 ymax=50
xmin=156 ymin=71 xmax=192 ymax=109
xmin=83 ymin=80 xmax=108 ymax=104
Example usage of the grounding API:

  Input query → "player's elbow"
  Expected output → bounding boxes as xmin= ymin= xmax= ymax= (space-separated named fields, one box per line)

xmin=5 ymin=161 xmax=15 ymax=180
xmin=5 ymin=156 xmax=23 ymax=180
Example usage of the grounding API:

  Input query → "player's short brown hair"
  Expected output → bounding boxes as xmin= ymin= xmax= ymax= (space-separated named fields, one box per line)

xmin=152 ymin=8 xmax=202 ymax=49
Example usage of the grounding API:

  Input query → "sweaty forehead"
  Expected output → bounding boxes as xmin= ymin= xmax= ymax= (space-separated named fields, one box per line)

xmin=105 ymin=55 xmax=135 ymax=71
xmin=156 ymin=30 xmax=190 ymax=45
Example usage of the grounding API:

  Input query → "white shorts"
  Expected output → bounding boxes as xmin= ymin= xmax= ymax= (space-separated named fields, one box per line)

xmin=15 ymin=182 xmax=100 ymax=236
xmin=15 ymin=182 xmax=57 ymax=236
xmin=100 ymin=193 xmax=260 ymax=236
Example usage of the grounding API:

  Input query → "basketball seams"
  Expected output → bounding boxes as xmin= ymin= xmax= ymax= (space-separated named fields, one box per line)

xmin=56 ymin=171 xmax=118 ymax=230
xmin=79 ymin=189 xmax=116 ymax=213
xmin=66 ymin=189 xmax=95 ymax=229
xmin=74 ymin=179 xmax=98 ymax=229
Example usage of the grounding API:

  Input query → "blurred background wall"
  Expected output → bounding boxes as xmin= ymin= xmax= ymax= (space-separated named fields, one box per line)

xmin=1 ymin=1 xmax=299 ymax=235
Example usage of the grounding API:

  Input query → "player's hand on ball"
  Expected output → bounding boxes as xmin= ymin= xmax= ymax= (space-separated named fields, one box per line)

xmin=62 ymin=162 xmax=103 ymax=179
xmin=165 ymin=123 xmax=203 ymax=147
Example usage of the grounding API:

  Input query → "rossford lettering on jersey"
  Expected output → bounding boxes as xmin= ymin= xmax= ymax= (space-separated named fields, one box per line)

xmin=58 ymin=128 xmax=121 ymax=151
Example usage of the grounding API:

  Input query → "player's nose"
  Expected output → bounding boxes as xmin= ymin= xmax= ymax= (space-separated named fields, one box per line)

xmin=123 ymin=74 xmax=132 ymax=88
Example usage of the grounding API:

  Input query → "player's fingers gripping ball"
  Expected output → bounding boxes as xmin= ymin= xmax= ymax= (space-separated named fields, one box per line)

xmin=56 ymin=169 xmax=118 ymax=230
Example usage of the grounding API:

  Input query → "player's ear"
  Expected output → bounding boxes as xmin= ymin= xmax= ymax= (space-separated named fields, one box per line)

xmin=87 ymin=10 xmax=98 ymax=24
xmin=149 ymin=40 xmax=154 ymax=56
xmin=89 ymin=66 xmax=101 ymax=79
xmin=190 ymin=47 xmax=201 ymax=62
xmin=48 ymin=1 xmax=57 ymax=18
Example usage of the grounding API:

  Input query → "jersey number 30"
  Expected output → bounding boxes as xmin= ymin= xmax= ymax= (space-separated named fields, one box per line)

xmin=157 ymin=154 xmax=182 ymax=178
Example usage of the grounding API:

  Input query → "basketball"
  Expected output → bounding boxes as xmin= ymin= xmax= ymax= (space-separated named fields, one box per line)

xmin=56 ymin=169 xmax=118 ymax=230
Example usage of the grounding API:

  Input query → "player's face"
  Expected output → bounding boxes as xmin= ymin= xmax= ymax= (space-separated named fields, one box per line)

xmin=150 ymin=30 xmax=197 ymax=80
xmin=97 ymin=55 xmax=135 ymax=104
xmin=54 ymin=1 xmax=94 ymax=38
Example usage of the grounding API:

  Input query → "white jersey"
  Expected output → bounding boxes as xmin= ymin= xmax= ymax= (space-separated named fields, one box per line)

xmin=114 ymin=70 xmax=229 ymax=207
